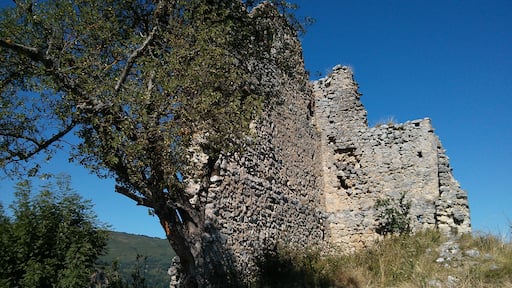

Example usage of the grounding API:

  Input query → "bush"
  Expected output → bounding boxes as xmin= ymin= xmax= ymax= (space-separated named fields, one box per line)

xmin=374 ymin=192 xmax=412 ymax=236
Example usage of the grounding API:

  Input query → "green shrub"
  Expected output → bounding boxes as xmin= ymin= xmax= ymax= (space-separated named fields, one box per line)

xmin=374 ymin=192 xmax=412 ymax=236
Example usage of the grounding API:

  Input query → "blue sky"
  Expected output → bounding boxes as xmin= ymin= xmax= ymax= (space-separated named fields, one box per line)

xmin=295 ymin=0 xmax=512 ymax=237
xmin=1 ymin=1 xmax=511 ymax=239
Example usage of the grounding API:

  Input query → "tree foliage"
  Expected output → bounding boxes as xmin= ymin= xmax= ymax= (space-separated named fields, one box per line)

xmin=0 ymin=0 xmax=308 ymax=285
xmin=0 ymin=174 xmax=109 ymax=287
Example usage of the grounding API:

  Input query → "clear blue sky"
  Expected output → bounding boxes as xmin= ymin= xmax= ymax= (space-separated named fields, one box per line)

xmin=1 ymin=1 xmax=511 ymax=239
xmin=295 ymin=0 xmax=512 ymax=237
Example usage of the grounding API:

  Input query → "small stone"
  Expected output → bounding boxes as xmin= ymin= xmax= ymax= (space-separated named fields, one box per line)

xmin=220 ymin=158 xmax=228 ymax=170
xmin=447 ymin=275 xmax=459 ymax=287
xmin=210 ymin=175 xmax=223 ymax=182
xmin=333 ymin=64 xmax=344 ymax=70
xmin=465 ymin=249 xmax=480 ymax=258
xmin=188 ymin=195 xmax=198 ymax=206
xmin=428 ymin=279 xmax=442 ymax=288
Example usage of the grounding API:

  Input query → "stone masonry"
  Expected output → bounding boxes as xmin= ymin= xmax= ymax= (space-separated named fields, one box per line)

xmin=178 ymin=6 xmax=470 ymax=281
xmin=180 ymin=4 xmax=326 ymax=281
xmin=180 ymin=63 xmax=471 ymax=282
xmin=313 ymin=65 xmax=471 ymax=251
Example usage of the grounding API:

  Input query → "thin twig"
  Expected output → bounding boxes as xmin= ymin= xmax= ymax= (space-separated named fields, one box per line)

xmin=115 ymin=26 xmax=158 ymax=92
xmin=2 ymin=122 xmax=76 ymax=163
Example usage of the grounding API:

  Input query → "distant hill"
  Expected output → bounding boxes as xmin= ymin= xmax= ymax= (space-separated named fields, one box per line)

xmin=98 ymin=231 xmax=176 ymax=288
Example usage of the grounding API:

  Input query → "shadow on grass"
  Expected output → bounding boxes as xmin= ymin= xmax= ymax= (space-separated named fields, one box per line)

xmin=253 ymin=245 xmax=360 ymax=288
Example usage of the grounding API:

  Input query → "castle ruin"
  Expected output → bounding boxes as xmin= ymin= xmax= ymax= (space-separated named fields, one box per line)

xmin=182 ymin=65 xmax=471 ymax=281
xmin=179 ymin=7 xmax=471 ymax=281
xmin=313 ymin=66 xmax=471 ymax=251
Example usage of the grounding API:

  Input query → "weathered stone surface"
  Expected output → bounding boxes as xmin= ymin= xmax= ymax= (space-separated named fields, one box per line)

xmin=174 ymin=26 xmax=470 ymax=285
xmin=313 ymin=66 xmax=471 ymax=251
xmin=179 ymin=5 xmax=326 ymax=282
xmin=179 ymin=64 xmax=471 ymax=283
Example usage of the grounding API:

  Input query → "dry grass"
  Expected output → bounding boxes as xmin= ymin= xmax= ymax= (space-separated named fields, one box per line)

xmin=373 ymin=115 xmax=397 ymax=128
xmin=257 ymin=230 xmax=512 ymax=287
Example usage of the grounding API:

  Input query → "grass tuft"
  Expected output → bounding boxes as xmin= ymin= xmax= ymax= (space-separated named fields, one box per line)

xmin=255 ymin=230 xmax=512 ymax=287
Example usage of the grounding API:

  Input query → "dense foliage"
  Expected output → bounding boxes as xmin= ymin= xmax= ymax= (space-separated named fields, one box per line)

xmin=0 ymin=174 xmax=108 ymax=287
xmin=0 ymin=0 xmax=307 ymax=285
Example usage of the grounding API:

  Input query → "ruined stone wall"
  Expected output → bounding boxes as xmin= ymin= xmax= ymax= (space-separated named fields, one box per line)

xmin=202 ymin=84 xmax=325 ymax=277
xmin=200 ymin=93 xmax=324 ymax=278
xmin=186 ymin=64 xmax=471 ymax=280
xmin=183 ymin=63 xmax=471 ymax=283
xmin=170 ymin=5 xmax=472 ymax=286
xmin=313 ymin=66 xmax=471 ymax=251
xmin=179 ymin=16 xmax=472 ymax=284
xmin=183 ymin=4 xmax=326 ymax=280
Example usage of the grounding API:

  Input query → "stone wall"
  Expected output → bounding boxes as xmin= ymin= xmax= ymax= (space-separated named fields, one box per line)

xmin=199 ymin=87 xmax=326 ymax=278
xmin=178 ymin=9 xmax=471 ymax=281
xmin=182 ymin=4 xmax=326 ymax=281
xmin=181 ymin=62 xmax=471 ymax=283
xmin=186 ymin=63 xmax=471 ymax=282
xmin=313 ymin=66 xmax=471 ymax=251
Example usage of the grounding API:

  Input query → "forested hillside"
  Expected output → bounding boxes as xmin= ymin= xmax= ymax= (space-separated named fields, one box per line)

xmin=99 ymin=231 xmax=176 ymax=288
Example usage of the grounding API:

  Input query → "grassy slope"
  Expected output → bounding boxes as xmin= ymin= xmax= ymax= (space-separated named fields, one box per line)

xmin=99 ymin=231 xmax=176 ymax=288
xmin=258 ymin=230 xmax=512 ymax=288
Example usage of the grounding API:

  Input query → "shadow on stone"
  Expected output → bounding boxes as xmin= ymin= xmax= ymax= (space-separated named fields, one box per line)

xmin=201 ymin=224 xmax=243 ymax=287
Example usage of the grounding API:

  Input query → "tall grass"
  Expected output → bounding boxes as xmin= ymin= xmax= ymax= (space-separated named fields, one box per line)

xmin=255 ymin=230 xmax=512 ymax=287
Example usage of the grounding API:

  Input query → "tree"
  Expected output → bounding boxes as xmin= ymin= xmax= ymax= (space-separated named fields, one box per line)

xmin=0 ymin=0 xmax=306 ymax=286
xmin=0 ymin=174 xmax=109 ymax=287
xmin=0 ymin=203 xmax=13 ymax=288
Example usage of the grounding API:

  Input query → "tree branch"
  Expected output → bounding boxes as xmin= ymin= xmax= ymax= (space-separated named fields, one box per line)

xmin=115 ymin=185 xmax=153 ymax=207
xmin=2 ymin=122 xmax=76 ymax=163
xmin=0 ymin=38 xmax=113 ymax=115
xmin=115 ymin=26 xmax=158 ymax=92
xmin=0 ymin=131 xmax=40 ymax=146
xmin=0 ymin=39 xmax=51 ymax=66
xmin=0 ymin=70 xmax=21 ymax=90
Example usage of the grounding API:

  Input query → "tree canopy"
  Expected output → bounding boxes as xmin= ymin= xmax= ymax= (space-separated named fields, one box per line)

xmin=0 ymin=174 xmax=109 ymax=287
xmin=0 ymin=0 xmax=308 ymax=285
xmin=1 ymin=0 xmax=270 ymax=185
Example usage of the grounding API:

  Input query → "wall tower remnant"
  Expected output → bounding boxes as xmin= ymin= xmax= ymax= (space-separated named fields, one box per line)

xmin=313 ymin=65 xmax=471 ymax=251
